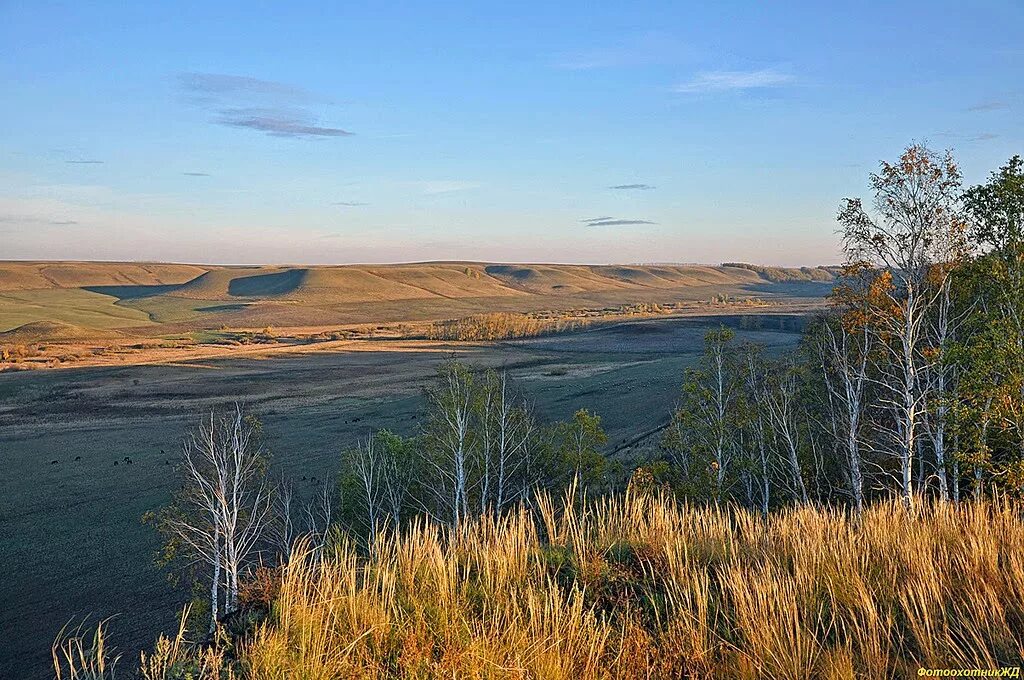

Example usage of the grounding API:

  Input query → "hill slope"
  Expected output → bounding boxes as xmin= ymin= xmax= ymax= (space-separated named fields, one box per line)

xmin=0 ymin=261 xmax=836 ymax=336
xmin=0 ymin=262 xmax=206 ymax=291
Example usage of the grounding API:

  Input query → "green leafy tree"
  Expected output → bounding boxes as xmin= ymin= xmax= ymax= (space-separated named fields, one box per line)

xmin=954 ymin=156 xmax=1024 ymax=497
xmin=558 ymin=408 xmax=608 ymax=498
xmin=664 ymin=327 xmax=741 ymax=503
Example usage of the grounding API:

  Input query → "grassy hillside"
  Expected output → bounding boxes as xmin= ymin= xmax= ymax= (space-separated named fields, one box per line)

xmin=61 ymin=492 xmax=1024 ymax=678
xmin=0 ymin=261 xmax=834 ymax=338
xmin=0 ymin=261 xmax=205 ymax=291
xmin=0 ymin=288 xmax=157 ymax=332
xmin=0 ymin=321 xmax=123 ymax=344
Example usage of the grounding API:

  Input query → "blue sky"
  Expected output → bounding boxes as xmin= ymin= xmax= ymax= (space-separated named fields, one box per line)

xmin=1 ymin=1 xmax=1021 ymax=266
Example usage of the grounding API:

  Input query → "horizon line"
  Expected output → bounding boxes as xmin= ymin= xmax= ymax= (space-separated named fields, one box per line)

xmin=0 ymin=258 xmax=842 ymax=269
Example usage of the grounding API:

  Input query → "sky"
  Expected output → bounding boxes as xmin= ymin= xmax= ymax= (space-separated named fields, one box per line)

xmin=1 ymin=1 xmax=1021 ymax=266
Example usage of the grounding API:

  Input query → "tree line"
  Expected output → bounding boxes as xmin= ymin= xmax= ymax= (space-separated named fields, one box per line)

xmin=146 ymin=363 xmax=617 ymax=631
xmin=425 ymin=312 xmax=587 ymax=341
xmin=660 ymin=147 xmax=1023 ymax=513
xmin=147 ymin=143 xmax=1023 ymax=633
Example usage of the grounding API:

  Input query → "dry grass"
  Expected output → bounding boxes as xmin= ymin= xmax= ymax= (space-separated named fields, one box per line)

xmin=48 ymin=491 xmax=1024 ymax=678
xmin=52 ymin=620 xmax=119 ymax=680
xmin=232 ymin=491 xmax=1024 ymax=679
xmin=426 ymin=312 xmax=588 ymax=341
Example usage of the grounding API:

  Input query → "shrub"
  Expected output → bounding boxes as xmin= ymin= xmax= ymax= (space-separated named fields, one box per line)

xmin=426 ymin=312 xmax=586 ymax=341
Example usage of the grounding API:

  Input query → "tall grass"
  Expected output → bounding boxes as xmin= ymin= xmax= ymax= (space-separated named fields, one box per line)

xmin=54 ymin=492 xmax=1024 ymax=678
xmin=237 ymin=490 xmax=1024 ymax=679
xmin=52 ymin=620 xmax=119 ymax=680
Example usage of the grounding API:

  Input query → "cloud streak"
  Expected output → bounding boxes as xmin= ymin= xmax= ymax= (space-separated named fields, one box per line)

xmin=935 ymin=131 xmax=1000 ymax=142
xmin=581 ymin=216 xmax=657 ymax=227
xmin=332 ymin=201 xmax=368 ymax=207
xmin=181 ymin=72 xmax=353 ymax=139
xmin=182 ymin=72 xmax=314 ymax=101
xmin=673 ymin=68 xmax=795 ymax=94
xmin=967 ymin=101 xmax=1009 ymax=112
xmin=216 ymin=108 xmax=353 ymax=137
xmin=609 ymin=183 xmax=655 ymax=191
xmin=183 ymin=171 xmax=210 ymax=177
xmin=65 ymin=159 xmax=104 ymax=164
xmin=412 ymin=180 xmax=481 ymax=195
xmin=0 ymin=213 xmax=78 ymax=226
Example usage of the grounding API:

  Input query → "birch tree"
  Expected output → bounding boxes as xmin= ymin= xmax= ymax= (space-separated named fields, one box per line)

xmin=423 ymin=358 xmax=475 ymax=528
xmin=921 ymin=265 xmax=966 ymax=500
xmin=217 ymin=406 xmax=273 ymax=613
xmin=149 ymin=405 xmax=273 ymax=631
xmin=270 ymin=478 xmax=297 ymax=563
xmin=304 ymin=479 xmax=335 ymax=555
xmin=478 ymin=370 xmax=535 ymax=513
xmin=838 ymin=143 xmax=962 ymax=505
xmin=376 ymin=430 xmax=413 ymax=532
xmin=740 ymin=344 xmax=772 ymax=514
xmin=763 ymin=360 xmax=809 ymax=504
xmin=350 ymin=435 xmax=384 ymax=545
xmin=685 ymin=327 xmax=740 ymax=501
xmin=814 ymin=265 xmax=879 ymax=513
xmin=348 ymin=430 xmax=410 ymax=545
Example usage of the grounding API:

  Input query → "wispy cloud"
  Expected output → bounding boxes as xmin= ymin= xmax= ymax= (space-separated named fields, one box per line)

xmin=183 ymin=171 xmax=210 ymax=177
xmin=181 ymin=72 xmax=353 ymax=139
xmin=216 ymin=108 xmax=353 ymax=137
xmin=934 ymin=131 xmax=1000 ymax=142
xmin=0 ymin=213 xmax=78 ymax=226
xmin=609 ymin=183 xmax=655 ymax=191
xmin=581 ymin=216 xmax=657 ymax=227
xmin=412 ymin=181 xmax=481 ymax=195
xmin=65 ymin=159 xmax=104 ymax=164
xmin=332 ymin=201 xmax=368 ymax=207
xmin=183 ymin=72 xmax=314 ymax=101
xmin=966 ymin=101 xmax=1009 ymax=112
xmin=673 ymin=68 xmax=795 ymax=94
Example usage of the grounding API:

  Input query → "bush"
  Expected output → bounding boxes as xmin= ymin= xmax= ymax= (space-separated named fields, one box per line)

xmin=1 ymin=344 xmax=36 ymax=362
xmin=426 ymin=312 xmax=585 ymax=341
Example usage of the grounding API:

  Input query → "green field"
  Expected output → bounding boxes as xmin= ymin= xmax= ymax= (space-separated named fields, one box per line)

xmin=0 ymin=289 xmax=157 ymax=331
xmin=0 ymin=314 xmax=805 ymax=678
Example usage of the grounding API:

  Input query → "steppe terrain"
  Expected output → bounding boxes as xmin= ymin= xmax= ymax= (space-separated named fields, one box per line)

xmin=0 ymin=261 xmax=831 ymax=366
xmin=0 ymin=261 xmax=828 ymax=677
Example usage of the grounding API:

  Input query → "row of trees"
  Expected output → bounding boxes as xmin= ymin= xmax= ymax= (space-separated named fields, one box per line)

xmin=661 ymin=148 xmax=1024 ymax=513
xmin=148 ymin=362 xmax=614 ymax=630
xmin=425 ymin=312 xmax=586 ymax=340
xmin=339 ymin=362 xmax=612 ymax=536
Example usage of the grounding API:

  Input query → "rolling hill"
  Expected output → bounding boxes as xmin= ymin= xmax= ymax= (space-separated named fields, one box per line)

xmin=0 ymin=261 xmax=837 ymax=338
xmin=0 ymin=261 xmax=206 ymax=291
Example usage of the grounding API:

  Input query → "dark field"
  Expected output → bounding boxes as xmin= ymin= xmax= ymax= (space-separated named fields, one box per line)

xmin=0 ymin=314 xmax=804 ymax=677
